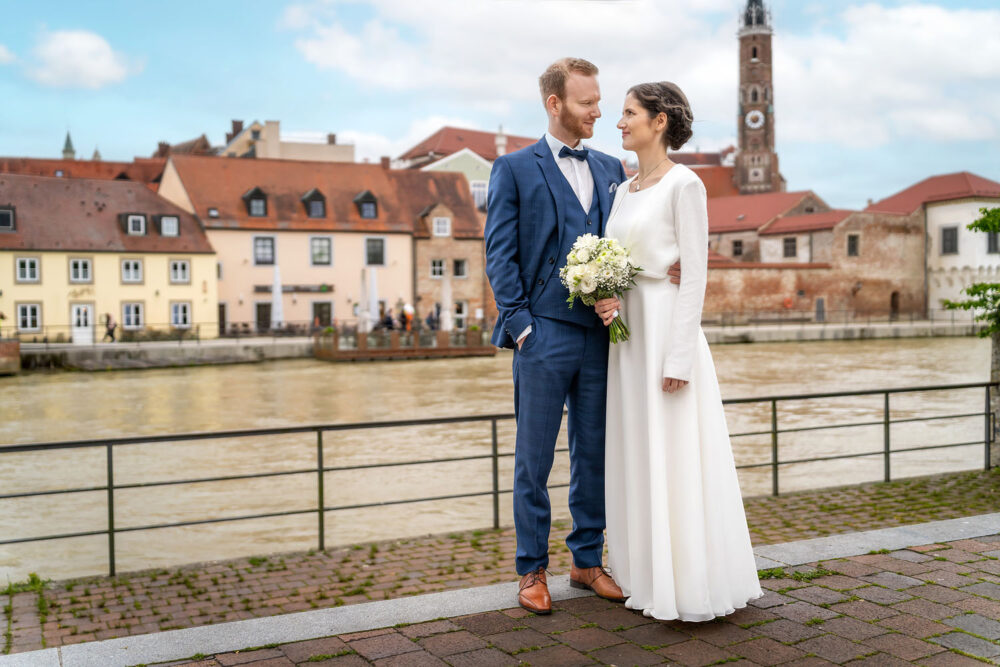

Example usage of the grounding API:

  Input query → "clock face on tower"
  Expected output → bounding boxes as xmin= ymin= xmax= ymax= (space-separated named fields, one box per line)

xmin=749 ymin=167 xmax=765 ymax=182
xmin=745 ymin=110 xmax=765 ymax=129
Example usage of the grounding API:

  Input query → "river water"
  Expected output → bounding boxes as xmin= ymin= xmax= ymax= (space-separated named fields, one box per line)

xmin=0 ymin=337 xmax=990 ymax=580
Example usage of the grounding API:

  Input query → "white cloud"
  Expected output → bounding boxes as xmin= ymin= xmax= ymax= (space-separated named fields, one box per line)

xmin=287 ymin=1 xmax=1000 ymax=153
xmin=777 ymin=4 xmax=1000 ymax=146
xmin=0 ymin=45 xmax=14 ymax=65
xmin=289 ymin=0 xmax=738 ymax=140
xmin=27 ymin=29 xmax=139 ymax=89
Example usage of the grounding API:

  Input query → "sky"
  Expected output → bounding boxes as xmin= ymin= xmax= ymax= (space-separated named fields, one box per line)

xmin=1 ymin=0 xmax=998 ymax=210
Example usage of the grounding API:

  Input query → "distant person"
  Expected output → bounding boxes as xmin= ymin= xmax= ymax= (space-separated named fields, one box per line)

xmin=383 ymin=308 xmax=395 ymax=330
xmin=425 ymin=312 xmax=437 ymax=331
xmin=102 ymin=313 xmax=117 ymax=342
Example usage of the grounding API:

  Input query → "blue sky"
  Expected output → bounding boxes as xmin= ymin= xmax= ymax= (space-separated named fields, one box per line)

xmin=1 ymin=0 xmax=998 ymax=209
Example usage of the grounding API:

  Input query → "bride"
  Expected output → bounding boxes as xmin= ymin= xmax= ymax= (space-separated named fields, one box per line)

xmin=595 ymin=81 xmax=762 ymax=621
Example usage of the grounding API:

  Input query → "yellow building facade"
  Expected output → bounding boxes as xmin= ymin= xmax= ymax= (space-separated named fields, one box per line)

xmin=0 ymin=174 xmax=218 ymax=342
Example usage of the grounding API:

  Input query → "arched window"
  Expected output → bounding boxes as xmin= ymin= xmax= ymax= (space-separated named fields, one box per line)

xmin=764 ymin=86 xmax=770 ymax=102
xmin=751 ymin=88 xmax=759 ymax=103
xmin=751 ymin=46 xmax=758 ymax=60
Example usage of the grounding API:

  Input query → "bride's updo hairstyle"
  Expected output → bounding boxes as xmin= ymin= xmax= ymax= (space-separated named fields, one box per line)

xmin=627 ymin=82 xmax=694 ymax=150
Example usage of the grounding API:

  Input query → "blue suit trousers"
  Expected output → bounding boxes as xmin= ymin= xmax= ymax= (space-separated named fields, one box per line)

xmin=512 ymin=315 xmax=609 ymax=575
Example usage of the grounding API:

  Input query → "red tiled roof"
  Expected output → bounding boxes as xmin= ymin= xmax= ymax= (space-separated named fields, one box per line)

xmin=0 ymin=157 xmax=166 ymax=190
xmin=0 ymin=173 xmax=214 ymax=253
xmin=671 ymin=152 xmax=721 ymax=166
xmin=759 ymin=210 xmax=853 ymax=236
xmin=691 ymin=165 xmax=740 ymax=199
xmin=708 ymin=249 xmax=735 ymax=266
xmin=398 ymin=126 xmax=538 ymax=162
xmin=169 ymin=155 xmax=482 ymax=238
xmin=708 ymin=191 xmax=815 ymax=233
xmin=866 ymin=171 xmax=1000 ymax=214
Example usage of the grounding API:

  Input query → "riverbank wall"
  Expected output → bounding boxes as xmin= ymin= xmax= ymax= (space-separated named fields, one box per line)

xmin=15 ymin=319 xmax=979 ymax=371
xmin=19 ymin=337 xmax=312 ymax=371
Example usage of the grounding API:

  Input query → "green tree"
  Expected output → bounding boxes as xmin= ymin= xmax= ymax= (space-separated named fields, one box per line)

xmin=944 ymin=206 xmax=1000 ymax=467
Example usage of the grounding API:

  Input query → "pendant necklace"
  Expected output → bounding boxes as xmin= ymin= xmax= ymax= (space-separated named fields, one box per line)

xmin=632 ymin=157 xmax=671 ymax=192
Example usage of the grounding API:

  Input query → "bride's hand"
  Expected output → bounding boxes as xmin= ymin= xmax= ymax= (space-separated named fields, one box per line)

xmin=662 ymin=377 xmax=688 ymax=393
xmin=594 ymin=297 xmax=620 ymax=326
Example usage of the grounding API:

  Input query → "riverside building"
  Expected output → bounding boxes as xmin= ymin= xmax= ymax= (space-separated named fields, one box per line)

xmin=0 ymin=173 xmax=218 ymax=342
xmin=157 ymin=154 xmax=486 ymax=333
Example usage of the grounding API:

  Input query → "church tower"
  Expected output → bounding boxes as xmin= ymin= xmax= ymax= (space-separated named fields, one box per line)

xmin=736 ymin=0 xmax=783 ymax=194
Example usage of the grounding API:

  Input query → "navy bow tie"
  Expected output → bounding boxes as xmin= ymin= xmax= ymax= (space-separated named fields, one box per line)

xmin=558 ymin=146 xmax=589 ymax=161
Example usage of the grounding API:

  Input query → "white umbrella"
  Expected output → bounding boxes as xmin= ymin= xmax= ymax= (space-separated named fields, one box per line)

xmin=367 ymin=266 xmax=379 ymax=330
xmin=440 ymin=274 xmax=453 ymax=332
xmin=271 ymin=264 xmax=284 ymax=329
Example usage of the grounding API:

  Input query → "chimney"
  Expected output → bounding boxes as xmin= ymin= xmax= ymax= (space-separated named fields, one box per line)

xmin=156 ymin=141 xmax=170 ymax=157
xmin=327 ymin=133 xmax=337 ymax=145
xmin=232 ymin=120 xmax=244 ymax=135
xmin=866 ymin=198 xmax=874 ymax=207
xmin=380 ymin=156 xmax=391 ymax=170
xmin=495 ymin=125 xmax=507 ymax=157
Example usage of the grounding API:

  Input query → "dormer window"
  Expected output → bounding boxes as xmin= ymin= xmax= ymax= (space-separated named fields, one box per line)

xmin=302 ymin=189 xmax=326 ymax=218
xmin=159 ymin=215 xmax=179 ymax=237
xmin=0 ymin=207 xmax=14 ymax=231
xmin=242 ymin=187 xmax=267 ymax=217
xmin=208 ymin=207 xmax=219 ymax=218
xmin=433 ymin=216 xmax=451 ymax=237
xmin=354 ymin=191 xmax=378 ymax=219
xmin=127 ymin=214 xmax=146 ymax=235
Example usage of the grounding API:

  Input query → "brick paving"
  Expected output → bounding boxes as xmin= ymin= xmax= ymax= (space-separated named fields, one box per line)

xmin=2 ymin=468 xmax=998 ymax=656
xmin=148 ymin=532 xmax=1000 ymax=666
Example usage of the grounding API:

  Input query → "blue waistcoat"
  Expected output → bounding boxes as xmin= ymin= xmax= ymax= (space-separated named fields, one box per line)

xmin=529 ymin=174 xmax=602 ymax=328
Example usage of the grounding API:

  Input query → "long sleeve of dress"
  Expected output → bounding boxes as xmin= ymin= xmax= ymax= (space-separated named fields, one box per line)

xmin=663 ymin=177 xmax=709 ymax=382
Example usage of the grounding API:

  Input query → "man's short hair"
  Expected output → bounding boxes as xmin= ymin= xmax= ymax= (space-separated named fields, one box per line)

xmin=539 ymin=58 xmax=599 ymax=102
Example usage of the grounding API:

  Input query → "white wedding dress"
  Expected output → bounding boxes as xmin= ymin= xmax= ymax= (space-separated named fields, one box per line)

xmin=604 ymin=164 xmax=762 ymax=622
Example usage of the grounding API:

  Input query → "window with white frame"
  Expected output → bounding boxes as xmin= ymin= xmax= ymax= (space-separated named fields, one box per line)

xmin=453 ymin=259 xmax=468 ymax=278
xmin=454 ymin=301 xmax=468 ymax=331
xmin=431 ymin=259 xmax=445 ymax=278
xmin=365 ymin=238 xmax=385 ymax=266
xmin=170 ymin=260 xmax=191 ymax=283
xmin=121 ymin=259 xmax=143 ymax=283
xmin=122 ymin=303 xmax=144 ymax=329
xmin=127 ymin=214 xmax=146 ymax=235
xmin=17 ymin=304 xmax=41 ymax=331
xmin=171 ymin=302 xmax=191 ymax=328
xmin=311 ymin=237 xmax=332 ymax=265
xmin=16 ymin=257 xmax=39 ymax=282
xmin=433 ymin=217 xmax=451 ymax=237
xmin=253 ymin=237 xmax=275 ymax=265
xmin=160 ymin=216 xmax=179 ymax=237
xmin=69 ymin=258 xmax=92 ymax=283
xmin=0 ymin=208 xmax=14 ymax=231
xmin=470 ymin=181 xmax=488 ymax=209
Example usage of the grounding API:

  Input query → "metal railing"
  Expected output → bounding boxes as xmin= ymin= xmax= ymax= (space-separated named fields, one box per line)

xmin=0 ymin=382 xmax=994 ymax=576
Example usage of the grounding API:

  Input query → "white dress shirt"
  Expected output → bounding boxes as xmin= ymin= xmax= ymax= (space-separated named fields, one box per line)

xmin=518 ymin=133 xmax=594 ymax=345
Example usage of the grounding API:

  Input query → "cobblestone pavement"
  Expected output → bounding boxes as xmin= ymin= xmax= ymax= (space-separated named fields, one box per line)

xmin=164 ymin=532 xmax=1000 ymax=666
xmin=4 ymin=469 xmax=998 ymax=654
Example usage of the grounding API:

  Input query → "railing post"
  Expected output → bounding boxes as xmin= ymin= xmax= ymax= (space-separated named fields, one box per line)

xmin=985 ymin=386 xmax=992 ymax=472
xmin=883 ymin=392 xmax=891 ymax=482
xmin=770 ymin=399 xmax=779 ymax=496
xmin=317 ymin=430 xmax=326 ymax=551
xmin=106 ymin=443 xmax=116 ymax=577
xmin=491 ymin=419 xmax=500 ymax=530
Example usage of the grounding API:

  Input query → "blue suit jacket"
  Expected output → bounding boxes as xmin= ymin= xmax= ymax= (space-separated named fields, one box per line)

xmin=485 ymin=137 xmax=627 ymax=349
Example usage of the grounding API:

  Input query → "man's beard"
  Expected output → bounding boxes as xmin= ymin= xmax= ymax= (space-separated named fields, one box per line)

xmin=558 ymin=106 xmax=591 ymax=142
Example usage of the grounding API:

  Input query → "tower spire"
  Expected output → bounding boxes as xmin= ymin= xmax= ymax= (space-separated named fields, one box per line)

xmin=62 ymin=131 xmax=76 ymax=160
xmin=740 ymin=0 xmax=771 ymax=34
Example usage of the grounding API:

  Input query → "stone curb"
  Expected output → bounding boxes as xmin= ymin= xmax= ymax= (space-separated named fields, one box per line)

xmin=3 ymin=511 xmax=999 ymax=667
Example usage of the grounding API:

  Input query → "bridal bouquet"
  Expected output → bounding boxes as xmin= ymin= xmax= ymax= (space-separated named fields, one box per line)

xmin=559 ymin=234 xmax=639 ymax=343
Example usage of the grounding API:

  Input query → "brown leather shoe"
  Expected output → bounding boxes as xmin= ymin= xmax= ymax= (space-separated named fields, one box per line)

xmin=570 ymin=565 xmax=626 ymax=602
xmin=518 ymin=567 xmax=551 ymax=614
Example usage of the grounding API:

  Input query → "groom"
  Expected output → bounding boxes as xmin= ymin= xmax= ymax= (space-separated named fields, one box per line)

xmin=484 ymin=57 xmax=628 ymax=614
